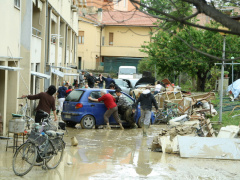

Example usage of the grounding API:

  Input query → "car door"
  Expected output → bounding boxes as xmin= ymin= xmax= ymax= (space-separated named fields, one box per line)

xmin=88 ymin=91 xmax=106 ymax=125
xmin=108 ymin=91 xmax=119 ymax=124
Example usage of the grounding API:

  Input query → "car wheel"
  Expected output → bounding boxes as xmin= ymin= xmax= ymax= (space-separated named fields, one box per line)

xmin=137 ymin=118 xmax=143 ymax=128
xmin=80 ymin=115 xmax=95 ymax=129
xmin=65 ymin=121 xmax=77 ymax=127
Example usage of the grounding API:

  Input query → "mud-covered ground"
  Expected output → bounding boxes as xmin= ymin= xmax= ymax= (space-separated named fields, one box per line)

xmin=0 ymin=125 xmax=240 ymax=180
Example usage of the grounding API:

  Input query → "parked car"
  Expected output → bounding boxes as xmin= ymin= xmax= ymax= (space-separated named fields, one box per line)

xmin=123 ymin=79 xmax=139 ymax=89
xmin=114 ymin=79 xmax=130 ymax=94
xmin=61 ymin=88 xmax=155 ymax=129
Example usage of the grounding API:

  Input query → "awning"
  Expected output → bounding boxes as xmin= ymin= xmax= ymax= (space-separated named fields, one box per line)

xmin=51 ymin=68 xmax=64 ymax=77
xmin=64 ymin=73 xmax=79 ymax=76
xmin=0 ymin=66 xmax=21 ymax=71
xmin=51 ymin=65 xmax=72 ymax=70
xmin=31 ymin=71 xmax=50 ymax=79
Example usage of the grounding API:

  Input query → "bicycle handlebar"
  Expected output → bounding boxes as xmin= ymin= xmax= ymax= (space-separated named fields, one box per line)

xmin=17 ymin=97 xmax=27 ymax=99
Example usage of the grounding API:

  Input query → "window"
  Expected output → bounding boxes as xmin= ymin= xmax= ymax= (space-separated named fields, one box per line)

xmin=102 ymin=36 xmax=105 ymax=46
xmin=109 ymin=32 xmax=113 ymax=46
xmin=65 ymin=90 xmax=84 ymax=102
xmin=14 ymin=0 xmax=20 ymax=8
xmin=89 ymin=91 xmax=102 ymax=99
xmin=78 ymin=31 xmax=84 ymax=44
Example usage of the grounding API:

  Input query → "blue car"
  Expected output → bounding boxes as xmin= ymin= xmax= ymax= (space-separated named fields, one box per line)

xmin=61 ymin=89 xmax=155 ymax=129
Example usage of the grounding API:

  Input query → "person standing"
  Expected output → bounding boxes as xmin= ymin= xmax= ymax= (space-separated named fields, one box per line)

xmin=88 ymin=89 xmax=124 ymax=130
xmin=79 ymin=71 xmax=85 ymax=87
xmin=154 ymin=81 xmax=163 ymax=95
xmin=56 ymin=82 xmax=67 ymax=115
xmin=97 ymin=74 xmax=104 ymax=89
xmin=21 ymin=85 xmax=57 ymax=123
xmin=115 ymin=89 xmax=138 ymax=129
xmin=66 ymin=86 xmax=73 ymax=96
xmin=102 ymin=75 xmax=115 ymax=89
xmin=133 ymin=88 xmax=158 ymax=136
xmin=87 ymin=73 xmax=95 ymax=88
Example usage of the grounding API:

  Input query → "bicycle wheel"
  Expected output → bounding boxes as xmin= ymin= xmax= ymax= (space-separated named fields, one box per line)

xmin=12 ymin=142 xmax=37 ymax=176
xmin=46 ymin=140 xmax=64 ymax=169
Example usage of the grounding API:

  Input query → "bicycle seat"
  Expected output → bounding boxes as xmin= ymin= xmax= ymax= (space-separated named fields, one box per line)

xmin=38 ymin=109 xmax=49 ymax=118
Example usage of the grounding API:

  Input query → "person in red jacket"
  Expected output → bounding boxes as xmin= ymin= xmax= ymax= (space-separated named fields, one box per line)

xmin=66 ymin=86 xmax=72 ymax=96
xmin=88 ymin=89 xmax=124 ymax=130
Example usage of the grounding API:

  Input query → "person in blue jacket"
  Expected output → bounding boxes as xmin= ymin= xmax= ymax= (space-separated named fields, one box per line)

xmin=102 ymin=75 xmax=115 ymax=89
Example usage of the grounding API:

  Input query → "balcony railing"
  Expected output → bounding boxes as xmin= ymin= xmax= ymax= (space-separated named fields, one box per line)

xmin=32 ymin=27 xmax=41 ymax=37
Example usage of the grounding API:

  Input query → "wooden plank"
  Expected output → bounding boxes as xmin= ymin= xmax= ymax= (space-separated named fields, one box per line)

xmin=178 ymin=136 xmax=240 ymax=160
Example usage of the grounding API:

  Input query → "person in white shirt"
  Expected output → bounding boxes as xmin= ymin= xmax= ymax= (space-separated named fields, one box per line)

xmin=154 ymin=81 xmax=162 ymax=95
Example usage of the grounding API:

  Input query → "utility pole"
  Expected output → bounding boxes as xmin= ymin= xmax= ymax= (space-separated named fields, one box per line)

xmin=219 ymin=35 xmax=226 ymax=123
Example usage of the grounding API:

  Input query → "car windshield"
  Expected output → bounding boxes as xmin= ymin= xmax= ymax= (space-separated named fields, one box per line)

xmin=65 ymin=90 xmax=84 ymax=102
xmin=129 ymin=79 xmax=138 ymax=87
xmin=119 ymin=68 xmax=136 ymax=74
xmin=114 ymin=79 xmax=124 ymax=86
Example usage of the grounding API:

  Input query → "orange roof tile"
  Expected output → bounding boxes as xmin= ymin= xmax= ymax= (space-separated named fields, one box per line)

xmin=84 ymin=11 xmax=157 ymax=26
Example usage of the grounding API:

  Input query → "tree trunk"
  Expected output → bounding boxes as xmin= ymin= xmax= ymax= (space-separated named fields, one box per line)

xmin=192 ymin=76 xmax=196 ymax=90
xmin=196 ymin=71 xmax=208 ymax=92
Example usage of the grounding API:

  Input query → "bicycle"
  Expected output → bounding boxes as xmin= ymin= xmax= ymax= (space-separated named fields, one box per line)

xmin=155 ymin=103 xmax=178 ymax=124
xmin=17 ymin=97 xmax=34 ymax=130
xmin=12 ymin=111 xmax=65 ymax=176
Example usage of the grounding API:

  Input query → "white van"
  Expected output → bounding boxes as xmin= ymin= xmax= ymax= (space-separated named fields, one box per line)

xmin=118 ymin=66 xmax=136 ymax=79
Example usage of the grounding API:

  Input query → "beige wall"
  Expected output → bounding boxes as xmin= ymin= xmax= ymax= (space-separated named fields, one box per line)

xmin=0 ymin=1 xmax=21 ymax=135
xmin=49 ymin=0 xmax=78 ymax=33
xmin=0 ymin=0 xmax=21 ymax=57
xmin=78 ymin=19 xmax=154 ymax=70
xmin=78 ymin=21 xmax=101 ymax=70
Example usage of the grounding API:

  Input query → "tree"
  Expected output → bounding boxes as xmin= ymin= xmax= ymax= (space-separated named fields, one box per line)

xmin=130 ymin=0 xmax=240 ymax=36
xmin=139 ymin=25 xmax=240 ymax=91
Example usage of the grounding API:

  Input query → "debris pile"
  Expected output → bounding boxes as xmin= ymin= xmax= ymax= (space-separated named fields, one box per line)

xmin=151 ymin=116 xmax=240 ymax=160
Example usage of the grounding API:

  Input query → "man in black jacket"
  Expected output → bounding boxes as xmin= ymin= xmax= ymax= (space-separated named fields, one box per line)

xmin=133 ymin=88 xmax=158 ymax=137
xmin=87 ymin=73 xmax=95 ymax=88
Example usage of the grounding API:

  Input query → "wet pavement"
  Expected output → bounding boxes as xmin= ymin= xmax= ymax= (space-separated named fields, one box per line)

xmin=1 ymin=125 xmax=240 ymax=180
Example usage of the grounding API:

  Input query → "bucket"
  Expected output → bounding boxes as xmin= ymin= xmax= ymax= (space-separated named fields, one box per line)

xmin=8 ymin=118 xmax=25 ymax=133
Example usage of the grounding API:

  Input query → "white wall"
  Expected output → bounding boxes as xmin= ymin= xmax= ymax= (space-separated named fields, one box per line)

xmin=31 ymin=36 xmax=42 ymax=63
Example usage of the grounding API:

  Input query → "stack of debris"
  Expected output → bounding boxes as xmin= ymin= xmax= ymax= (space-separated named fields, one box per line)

xmin=151 ymin=115 xmax=240 ymax=160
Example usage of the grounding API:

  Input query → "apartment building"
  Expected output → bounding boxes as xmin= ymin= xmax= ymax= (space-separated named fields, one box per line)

xmin=78 ymin=10 xmax=157 ymax=72
xmin=0 ymin=0 xmax=79 ymax=135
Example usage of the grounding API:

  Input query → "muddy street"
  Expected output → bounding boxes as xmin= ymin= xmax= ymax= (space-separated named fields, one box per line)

xmin=0 ymin=125 xmax=240 ymax=180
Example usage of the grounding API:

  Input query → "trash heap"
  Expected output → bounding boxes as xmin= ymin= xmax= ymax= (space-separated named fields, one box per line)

xmin=151 ymin=79 xmax=240 ymax=160
xmin=151 ymin=115 xmax=240 ymax=160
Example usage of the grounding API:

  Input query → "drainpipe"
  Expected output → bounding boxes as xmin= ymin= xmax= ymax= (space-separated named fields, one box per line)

xmin=44 ymin=0 xmax=49 ymax=90
xmin=47 ymin=7 xmax=52 ymax=64
xmin=99 ymin=26 xmax=102 ymax=67
xmin=44 ymin=0 xmax=48 ymax=66
xmin=65 ymin=25 xmax=68 ymax=64
xmin=74 ymin=34 xmax=76 ymax=63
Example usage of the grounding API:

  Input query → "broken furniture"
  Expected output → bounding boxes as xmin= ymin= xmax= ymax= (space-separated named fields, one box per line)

xmin=178 ymin=136 xmax=240 ymax=160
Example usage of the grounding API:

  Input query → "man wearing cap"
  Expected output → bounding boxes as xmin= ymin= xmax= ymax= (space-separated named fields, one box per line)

xmin=133 ymin=88 xmax=158 ymax=136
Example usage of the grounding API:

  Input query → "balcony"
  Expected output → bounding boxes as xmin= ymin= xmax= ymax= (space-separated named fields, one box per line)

xmin=71 ymin=5 xmax=78 ymax=12
xmin=31 ymin=28 xmax=42 ymax=63
xmin=32 ymin=27 xmax=41 ymax=37
xmin=49 ymin=43 xmax=56 ymax=64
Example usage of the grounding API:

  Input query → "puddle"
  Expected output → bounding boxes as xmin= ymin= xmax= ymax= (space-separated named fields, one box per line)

xmin=0 ymin=125 xmax=240 ymax=179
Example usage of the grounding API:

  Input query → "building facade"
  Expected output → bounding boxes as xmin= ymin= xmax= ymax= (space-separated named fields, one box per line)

xmin=78 ymin=10 xmax=157 ymax=72
xmin=0 ymin=0 xmax=79 ymax=135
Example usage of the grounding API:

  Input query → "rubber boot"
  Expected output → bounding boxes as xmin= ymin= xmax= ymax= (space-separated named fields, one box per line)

xmin=143 ymin=125 xmax=148 ymax=137
xmin=119 ymin=123 xmax=124 ymax=130
xmin=106 ymin=123 xmax=111 ymax=130
xmin=132 ymin=123 xmax=138 ymax=129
